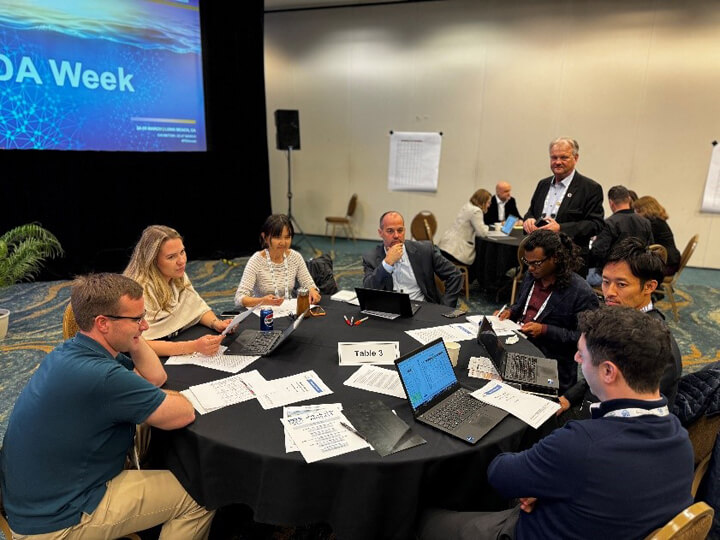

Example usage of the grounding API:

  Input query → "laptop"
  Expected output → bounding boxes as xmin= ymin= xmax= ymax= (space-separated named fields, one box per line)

xmin=486 ymin=215 xmax=519 ymax=237
xmin=394 ymin=338 xmax=508 ymax=444
xmin=355 ymin=287 xmax=421 ymax=319
xmin=225 ymin=310 xmax=307 ymax=356
xmin=477 ymin=317 xmax=559 ymax=395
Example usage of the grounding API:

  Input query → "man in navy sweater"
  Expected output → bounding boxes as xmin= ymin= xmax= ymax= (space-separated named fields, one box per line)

xmin=419 ymin=306 xmax=693 ymax=540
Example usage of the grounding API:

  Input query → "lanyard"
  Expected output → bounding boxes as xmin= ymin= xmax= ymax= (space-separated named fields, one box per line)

xmin=265 ymin=249 xmax=289 ymax=299
xmin=603 ymin=405 xmax=669 ymax=418
xmin=522 ymin=281 xmax=553 ymax=322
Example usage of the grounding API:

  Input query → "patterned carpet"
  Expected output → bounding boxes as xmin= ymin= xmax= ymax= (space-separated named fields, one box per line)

xmin=1 ymin=234 xmax=718 ymax=444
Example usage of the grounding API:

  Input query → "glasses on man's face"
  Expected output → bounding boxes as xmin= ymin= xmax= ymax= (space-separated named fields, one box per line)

xmin=102 ymin=312 xmax=146 ymax=326
xmin=521 ymin=256 xmax=548 ymax=268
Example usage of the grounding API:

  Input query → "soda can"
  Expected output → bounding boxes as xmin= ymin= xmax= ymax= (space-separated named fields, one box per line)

xmin=260 ymin=308 xmax=274 ymax=331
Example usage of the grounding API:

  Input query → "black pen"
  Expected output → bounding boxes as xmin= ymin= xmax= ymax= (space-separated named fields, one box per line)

xmin=339 ymin=421 xmax=369 ymax=443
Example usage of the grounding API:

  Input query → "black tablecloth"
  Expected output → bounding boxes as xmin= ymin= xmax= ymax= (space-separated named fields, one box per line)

xmin=152 ymin=300 xmax=551 ymax=540
xmin=473 ymin=229 xmax=524 ymax=297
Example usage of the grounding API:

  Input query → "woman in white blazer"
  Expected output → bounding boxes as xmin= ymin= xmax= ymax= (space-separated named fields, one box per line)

xmin=437 ymin=189 xmax=491 ymax=278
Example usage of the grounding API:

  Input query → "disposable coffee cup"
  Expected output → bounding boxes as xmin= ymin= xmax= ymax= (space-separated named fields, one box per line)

xmin=494 ymin=222 xmax=502 ymax=231
xmin=444 ymin=340 xmax=461 ymax=367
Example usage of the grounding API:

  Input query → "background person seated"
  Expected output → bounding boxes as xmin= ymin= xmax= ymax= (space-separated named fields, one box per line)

xmin=419 ymin=306 xmax=694 ymax=540
xmin=483 ymin=181 xmax=521 ymax=226
xmin=234 ymin=213 xmax=321 ymax=308
xmin=633 ymin=195 xmax=681 ymax=275
xmin=586 ymin=185 xmax=653 ymax=286
xmin=363 ymin=211 xmax=463 ymax=307
xmin=559 ymin=238 xmax=683 ymax=419
xmin=437 ymin=188 xmax=491 ymax=283
xmin=124 ymin=225 xmax=232 ymax=357
xmin=498 ymin=230 xmax=599 ymax=392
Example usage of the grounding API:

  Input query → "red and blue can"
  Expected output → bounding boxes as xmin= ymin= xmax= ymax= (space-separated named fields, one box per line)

xmin=260 ymin=308 xmax=274 ymax=331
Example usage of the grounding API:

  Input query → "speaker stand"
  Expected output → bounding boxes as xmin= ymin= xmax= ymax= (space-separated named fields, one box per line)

xmin=284 ymin=147 xmax=319 ymax=256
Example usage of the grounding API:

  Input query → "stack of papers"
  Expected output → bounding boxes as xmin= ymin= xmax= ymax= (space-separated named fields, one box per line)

xmin=344 ymin=365 xmax=405 ymax=398
xmin=471 ymin=381 xmax=559 ymax=429
xmin=166 ymin=347 xmax=259 ymax=374
xmin=468 ymin=356 xmax=502 ymax=381
xmin=405 ymin=323 xmax=476 ymax=345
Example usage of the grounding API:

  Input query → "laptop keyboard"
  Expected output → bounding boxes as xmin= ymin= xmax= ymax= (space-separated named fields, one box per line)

xmin=505 ymin=353 xmax=538 ymax=383
xmin=245 ymin=331 xmax=281 ymax=354
xmin=361 ymin=309 xmax=400 ymax=320
xmin=423 ymin=390 xmax=487 ymax=432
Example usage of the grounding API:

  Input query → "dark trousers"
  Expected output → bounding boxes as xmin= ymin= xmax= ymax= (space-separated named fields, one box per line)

xmin=418 ymin=506 xmax=521 ymax=540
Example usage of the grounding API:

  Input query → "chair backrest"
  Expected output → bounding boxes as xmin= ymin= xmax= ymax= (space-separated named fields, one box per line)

xmin=62 ymin=302 xmax=79 ymax=340
xmin=411 ymin=211 xmax=437 ymax=242
xmin=674 ymin=234 xmax=699 ymax=280
xmin=346 ymin=194 xmax=358 ymax=218
xmin=649 ymin=243 xmax=668 ymax=265
xmin=644 ymin=501 xmax=714 ymax=540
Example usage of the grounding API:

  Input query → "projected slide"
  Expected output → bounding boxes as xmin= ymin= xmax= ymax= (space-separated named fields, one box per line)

xmin=0 ymin=0 xmax=206 ymax=151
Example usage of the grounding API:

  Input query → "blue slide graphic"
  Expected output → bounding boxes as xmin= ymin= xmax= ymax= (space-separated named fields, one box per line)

xmin=0 ymin=0 xmax=206 ymax=151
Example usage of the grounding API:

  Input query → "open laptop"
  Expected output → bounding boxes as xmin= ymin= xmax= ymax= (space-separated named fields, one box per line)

xmin=355 ymin=287 xmax=421 ymax=319
xmin=394 ymin=338 xmax=508 ymax=444
xmin=486 ymin=215 xmax=519 ymax=237
xmin=477 ymin=317 xmax=559 ymax=395
xmin=220 ymin=305 xmax=259 ymax=347
xmin=225 ymin=310 xmax=307 ymax=356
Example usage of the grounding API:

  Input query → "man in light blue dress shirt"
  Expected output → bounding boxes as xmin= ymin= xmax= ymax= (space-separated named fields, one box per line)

xmin=362 ymin=211 xmax=463 ymax=307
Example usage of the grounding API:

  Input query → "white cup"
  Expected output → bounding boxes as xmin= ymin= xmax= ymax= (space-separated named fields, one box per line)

xmin=444 ymin=340 xmax=461 ymax=367
xmin=494 ymin=222 xmax=503 ymax=231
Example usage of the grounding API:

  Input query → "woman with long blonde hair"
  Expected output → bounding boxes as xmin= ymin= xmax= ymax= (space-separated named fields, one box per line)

xmin=125 ymin=225 xmax=230 ymax=356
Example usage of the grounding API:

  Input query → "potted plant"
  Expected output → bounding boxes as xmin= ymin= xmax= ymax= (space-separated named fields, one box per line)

xmin=0 ymin=223 xmax=64 ymax=339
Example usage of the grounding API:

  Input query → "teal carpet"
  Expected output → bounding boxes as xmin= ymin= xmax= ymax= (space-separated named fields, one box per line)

xmin=1 ymin=234 xmax=718 ymax=443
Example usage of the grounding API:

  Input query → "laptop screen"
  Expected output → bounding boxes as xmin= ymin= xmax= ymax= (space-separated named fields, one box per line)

xmin=501 ymin=215 xmax=518 ymax=235
xmin=395 ymin=339 xmax=456 ymax=412
xmin=477 ymin=317 xmax=505 ymax=366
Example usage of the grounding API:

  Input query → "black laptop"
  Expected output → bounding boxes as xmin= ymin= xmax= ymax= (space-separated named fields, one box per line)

xmin=355 ymin=287 xmax=421 ymax=319
xmin=477 ymin=317 xmax=559 ymax=395
xmin=394 ymin=338 xmax=508 ymax=444
xmin=224 ymin=310 xmax=307 ymax=356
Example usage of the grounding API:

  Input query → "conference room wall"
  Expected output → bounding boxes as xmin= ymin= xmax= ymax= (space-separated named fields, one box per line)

xmin=264 ymin=0 xmax=720 ymax=269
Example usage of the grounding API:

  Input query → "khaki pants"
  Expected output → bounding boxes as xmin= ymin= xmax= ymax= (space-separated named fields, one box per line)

xmin=11 ymin=470 xmax=214 ymax=540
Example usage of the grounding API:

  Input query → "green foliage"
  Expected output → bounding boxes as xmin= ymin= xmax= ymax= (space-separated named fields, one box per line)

xmin=0 ymin=224 xmax=64 ymax=287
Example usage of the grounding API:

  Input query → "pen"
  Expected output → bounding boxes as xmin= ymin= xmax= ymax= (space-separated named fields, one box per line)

xmin=339 ymin=421 xmax=369 ymax=443
xmin=350 ymin=316 xmax=355 ymax=325
xmin=343 ymin=315 xmax=352 ymax=326
xmin=498 ymin=304 xmax=507 ymax=315
xmin=354 ymin=317 xmax=369 ymax=326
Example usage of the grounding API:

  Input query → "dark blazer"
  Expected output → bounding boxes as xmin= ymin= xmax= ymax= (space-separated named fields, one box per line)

xmin=362 ymin=240 xmax=463 ymax=307
xmin=483 ymin=196 xmax=521 ymax=225
xmin=510 ymin=272 xmax=600 ymax=393
xmin=523 ymin=172 xmax=605 ymax=249
xmin=588 ymin=209 xmax=654 ymax=267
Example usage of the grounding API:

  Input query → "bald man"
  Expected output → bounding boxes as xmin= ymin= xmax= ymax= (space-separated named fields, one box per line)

xmin=484 ymin=181 xmax=521 ymax=225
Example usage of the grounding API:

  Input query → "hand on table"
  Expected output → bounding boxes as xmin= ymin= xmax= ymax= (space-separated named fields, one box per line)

xmin=520 ymin=321 xmax=544 ymax=338
xmin=193 ymin=335 xmax=223 ymax=356
xmin=494 ymin=309 xmax=511 ymax=321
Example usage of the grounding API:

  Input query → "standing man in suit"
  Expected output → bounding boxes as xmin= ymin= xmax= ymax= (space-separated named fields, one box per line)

xmin=484 ymin=181 xmax=521 ymax=226
xmin=363 ymin=211 xmax=463 ymax=307
xmin=523 ymin=138 xmax=604 ymax=254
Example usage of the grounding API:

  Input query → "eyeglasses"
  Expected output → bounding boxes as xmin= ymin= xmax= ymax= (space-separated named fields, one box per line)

xmin=102 ymin=312 xmax=146 ymax=326
xmin=521 ymin=256 xmax=548 ymax=268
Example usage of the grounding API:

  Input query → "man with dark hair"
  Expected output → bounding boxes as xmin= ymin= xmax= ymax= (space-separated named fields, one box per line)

xmin=419 ymin=306 xmax=693 ymax=540
xmin=0 ymin=273 xmax=214 ymax=539
xmin=559 ymin=237 xmax=683 ymax=417
xmin=484 ymin=181 xmax=521 ymax=225
xmin=363 ymin=211 xmax=463 ymax=307
xmin=586 ymin=184 xmax=653 ymax=286
xmin=498 ymin=229 xmax=599 ymax=392
xmin=522 ymin=137 xmax=604 ymax=255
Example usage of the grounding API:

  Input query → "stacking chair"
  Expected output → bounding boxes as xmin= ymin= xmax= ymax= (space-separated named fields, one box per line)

xmin=410 ymin=211 xmax=437 ymax=242
xmin=62 ymin=302 xmax=79 ymax=340
xmin=686 ymin=413 xmax=720 ymax=498
xmin=661 ymin=234 xmax=699 ymax=321
xmin=324 ymin=194 xmax=358 ymax=250
xmin=644 ymin=501 xmax=714 ymax=540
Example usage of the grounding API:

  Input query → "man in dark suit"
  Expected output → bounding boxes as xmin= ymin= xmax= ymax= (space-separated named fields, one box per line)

xmin=362 ymin=211 xmax=463 ymax=307
xmin=523 ymin=138 xmax=604 ymax=252
xmin=483 ymin=181 xmax=521 ymax=225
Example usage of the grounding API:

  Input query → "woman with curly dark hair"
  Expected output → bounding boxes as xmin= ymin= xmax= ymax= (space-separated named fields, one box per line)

xmin=498 ymin=229 xmax=599 ymax=392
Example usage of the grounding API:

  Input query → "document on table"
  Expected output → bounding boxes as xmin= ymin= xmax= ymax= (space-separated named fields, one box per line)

xmin=338 ymin=341 xmax=399 ymax=365
xmin=468 ymin=356 xmax=502 ymax=381
xmin=405 ymin=323 xmax=476 ymax=345
xmin=280 ymin=406 xmax=370 ymax=463
xmin=166 ymin=347 xmax=260 ymax=374
xmin=467 ymin=315 xmax=522 ymax=336
xmin=251 ymin=298 xmax=297 ymax=318
xmin=255 ymin=370 xmax=333 ymax=409
xmin=344 ymin=364 xmax=406 ymax=399
xmin=283 ymin=403 xmax=344 ymax=452
xmin=181 ymin=370 xmax=268 ymax=415
xmin=331 ymin=289 xmax=359 ymax=305
xmin=471 ymin=381 xmax=560 ymax=429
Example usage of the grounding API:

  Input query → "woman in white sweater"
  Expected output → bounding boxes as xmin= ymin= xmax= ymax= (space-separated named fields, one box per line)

xmin=234 ymin=214 xmax=321 ymax=307
xmin=437 ymin=188 xmax=491 ymax=268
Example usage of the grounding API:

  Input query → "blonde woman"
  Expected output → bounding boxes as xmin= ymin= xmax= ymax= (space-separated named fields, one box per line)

xmin=633 ymin=196 xmax=680 ymax=275
xmin=437 ymin=188 xmax=492 ymax=272
xmin=124 ymin=225 xmax=231 ymax=356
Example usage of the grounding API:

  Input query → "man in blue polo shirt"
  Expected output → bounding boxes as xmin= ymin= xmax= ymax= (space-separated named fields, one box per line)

xmin=0 ymin=273 xmax=214 ymax=539
xmin=419 ymin=306 xmax=693 ymax=539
